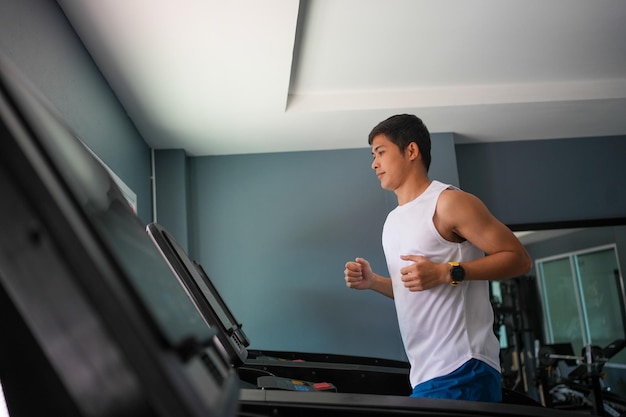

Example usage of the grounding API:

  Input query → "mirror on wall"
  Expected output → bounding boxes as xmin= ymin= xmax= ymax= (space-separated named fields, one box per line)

xmin=496 ymin=220 xmax=626 ymax=404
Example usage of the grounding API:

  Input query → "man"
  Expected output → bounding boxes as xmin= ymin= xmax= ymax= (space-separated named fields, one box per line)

xmin=344 ymin=114 xmax=531 ymax=402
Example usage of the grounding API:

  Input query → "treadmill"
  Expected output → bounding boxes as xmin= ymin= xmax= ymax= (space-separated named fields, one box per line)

xmin=0 ymin=56 xmax=239 ymax=417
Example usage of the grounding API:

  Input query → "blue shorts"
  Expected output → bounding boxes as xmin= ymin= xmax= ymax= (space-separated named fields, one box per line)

xmin=410 ymin=359 xmax=502 ymax=403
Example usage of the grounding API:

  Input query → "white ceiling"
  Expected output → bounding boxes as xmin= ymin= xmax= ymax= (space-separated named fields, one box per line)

xmin=57 ymin=0 xmax=626 ymax=156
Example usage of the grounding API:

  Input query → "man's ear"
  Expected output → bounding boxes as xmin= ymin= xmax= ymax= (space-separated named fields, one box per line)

xmin=406 ymin=142 xmax=420 ymax=161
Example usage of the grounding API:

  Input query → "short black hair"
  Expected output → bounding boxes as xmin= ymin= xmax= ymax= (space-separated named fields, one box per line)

xmin=368 ymin=114 xmax=431 ymax=172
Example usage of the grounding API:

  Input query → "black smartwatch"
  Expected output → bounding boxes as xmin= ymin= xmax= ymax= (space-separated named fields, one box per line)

xmin=448 ymin=262 xmax=465 ymax=286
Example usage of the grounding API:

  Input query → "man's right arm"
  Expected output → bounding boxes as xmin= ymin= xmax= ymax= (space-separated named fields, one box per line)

xmin=344 ymin=258 xmax=394 ymax=299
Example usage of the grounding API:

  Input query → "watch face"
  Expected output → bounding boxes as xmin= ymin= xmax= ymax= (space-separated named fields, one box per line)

xmin=451 ymin=265 xmax=465 ymax=281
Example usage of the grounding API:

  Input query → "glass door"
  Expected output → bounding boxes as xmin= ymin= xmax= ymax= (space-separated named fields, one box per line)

xmin=538 ymin=256 xmax=585 ymax=351
xmin=537 ymin=244 xmax=625 ymax=357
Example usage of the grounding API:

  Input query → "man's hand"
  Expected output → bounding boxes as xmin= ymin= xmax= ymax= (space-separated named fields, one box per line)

xmin=344 ymin=257 xmax=374 ymax=290
xmin=399 ymin=255 xmax=448 ymax=291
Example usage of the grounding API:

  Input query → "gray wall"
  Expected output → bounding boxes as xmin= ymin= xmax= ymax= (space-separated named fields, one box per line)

xmin=185 ymin=134 xmax=459 ymax=360
xmin=0 ymin=0 xmax=152 ymax=223
xmin=456 ymin=136 xmax=626 ymax=227
xmin=154 ymin=149 xmax=190 ymax=251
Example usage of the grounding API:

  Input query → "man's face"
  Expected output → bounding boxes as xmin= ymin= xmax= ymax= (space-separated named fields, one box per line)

xmin=370 ymin=134 xmax=412 ymax=191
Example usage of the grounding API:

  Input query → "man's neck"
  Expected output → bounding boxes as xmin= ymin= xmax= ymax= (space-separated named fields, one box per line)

xmin=395 ymin=176 xmax=431 ymax=206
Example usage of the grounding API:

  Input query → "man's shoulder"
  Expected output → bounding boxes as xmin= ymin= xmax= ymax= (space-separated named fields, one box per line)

xmin=437 ymin=186 xmax=467 ymax=204
xmin=436 ymin=187 xmax=485 ymax=220
xmin=436 ymin=188 xmax=490 ymax=227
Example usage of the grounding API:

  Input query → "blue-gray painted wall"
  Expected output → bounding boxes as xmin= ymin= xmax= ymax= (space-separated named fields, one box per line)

xmin=185 ymin=135 xmax=458 ymax=359
xmin=0 ymin=0 xmax=152 ymax=224
xmin=154 ymin=149 xmax=190 ymax=252
xmin=189 ymin=149 xmax=399 ymax=358
xmin=456 ymin=136 xmax=626 ymax=227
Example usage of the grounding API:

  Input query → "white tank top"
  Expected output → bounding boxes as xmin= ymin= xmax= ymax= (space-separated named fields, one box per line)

xmin=382 ymin=180 xmax=500 ymax=387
